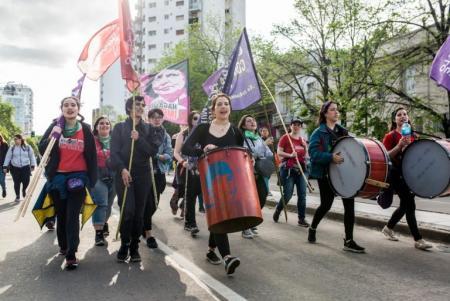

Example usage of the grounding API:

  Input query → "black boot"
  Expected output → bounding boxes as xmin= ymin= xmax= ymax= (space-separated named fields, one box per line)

xmin=95 ymin=230 xmax=105 ymax=246
xmin=273 ymin=208 xmax=281 ymax=223
xmin=308 ymin=227 xmax=316 ymax=243
xmin=129 ymin=240 xmax=141 ymax=262
xmin=117 ymin=243 xmax=130 ymax=262
xmin=103 ymin=223 xmax=109 ymax=237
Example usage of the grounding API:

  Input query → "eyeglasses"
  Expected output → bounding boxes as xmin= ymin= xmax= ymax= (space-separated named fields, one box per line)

xmin=150 ymin=115 xmax=163 ymax=119
xmin=135 ymin=103 xmax=146 ymax=108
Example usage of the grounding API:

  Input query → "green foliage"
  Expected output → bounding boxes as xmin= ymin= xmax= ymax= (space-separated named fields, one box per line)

xmin=0 ymin=100 xmax=21 ymax=140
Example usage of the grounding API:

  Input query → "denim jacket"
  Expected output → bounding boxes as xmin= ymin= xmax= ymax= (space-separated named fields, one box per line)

xmin=154 ymin=132 xmax=173 ymax=173
xmin=308 ymin=123 xmax=348 ymax=179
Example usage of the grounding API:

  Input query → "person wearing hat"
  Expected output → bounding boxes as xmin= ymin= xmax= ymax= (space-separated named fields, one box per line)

xmin=273 ymin=117 xmax=310 ymax=227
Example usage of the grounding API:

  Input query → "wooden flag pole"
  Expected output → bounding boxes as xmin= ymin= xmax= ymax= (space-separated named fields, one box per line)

xmin=257 ymin=73 xmax=313 ymax=193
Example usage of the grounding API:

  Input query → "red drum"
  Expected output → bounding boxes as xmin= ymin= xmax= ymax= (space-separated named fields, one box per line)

xmin=198 ymin=147 xmax=263 ymax=233
xmin=328 ymin=137 xmax=391 ymax=198
xmin=402 ymin=139 xmax=450 ymax=198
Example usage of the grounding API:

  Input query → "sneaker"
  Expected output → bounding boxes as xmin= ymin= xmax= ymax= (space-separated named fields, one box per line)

xmin=179 ymin=208 xmax=185 ymax=219
xmin=415 ymin=239 xmax=432 ymax=250
xmin=308 ymin=227 xmax=316 ymax=243
xmin=14 ymin=197 xmax=20 ymax=203
xmin=343 ymin=239 xmax=365 ymax=253
xmin=273 ymin=208 xmax=281 ymax=223
xmin=206 ymin=250 xmax=222 ymax=265
xmin=129 ymin=248 xmax=141 ymax=262
xmin=22 ymin=189 xmax=26 ymax=198
xmin=250 ymin=227 xmax=259 ymax=236
xmin=95 ymin=231 xmax=105 ymax=246
xmin=103 ymin=223 xmax=109 ymax=237
xmin=2 ymin=190 xmax=6 ymax=198
xmin=224 ymin=256 xmax=240 ymax=276
xmin=65 ymin=258 xmax=79 ymax=270
xmin=45 ymin=221 xmax=55 ymax=231
xmin=146 ymin=237 xmax=158 ymax=249
xmin=242 ymin=229 xmax=254 ymax=239
xmin=190 ymin=226 xmax=200 ymax=235
xmin=117 ymin=244 xmax=130 ymax=262
xmin=381 ymin=226 xmax=399 ymax=241
xmin=298 ymin=219 xmax=310 ymax=228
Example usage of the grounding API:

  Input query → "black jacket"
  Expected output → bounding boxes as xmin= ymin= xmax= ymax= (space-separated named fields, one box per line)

xmin=39 ymin=120 xmax=97 ymax=187
xmin=0 ymin=142 xmax=8 ymax=167
xmin=110 ymin=118 xmax=164 ymax=174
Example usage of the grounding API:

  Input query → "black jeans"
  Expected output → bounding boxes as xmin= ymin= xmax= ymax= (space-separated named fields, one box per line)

xmin=255 ymin=174 xmax=268 ymax=209
xmin=51 ymin=188 xmax=86 ymax=260
xmin=116 ymin=169 xmax=149 ymax=247
xmin=208 ymin=232 xmax=231 ymax=258
xmin=311 ymin=178 xmax=355 ymax=240
xmin=387 ymin=168 xmax=422 ymax=241
xmin=143 ymin=173 xmax=166 ymax=231
xmin=10 ymin=165 xmax=31 ymax=198
xmin=184 ymin=171 xmax=201 ymax=227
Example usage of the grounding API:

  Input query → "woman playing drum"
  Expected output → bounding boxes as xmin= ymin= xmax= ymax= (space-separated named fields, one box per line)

xmin=308 ymin=101 xmax=365 ymax=253
xmin=380 ymin=107 xmax=432 ymax=250
xmin=182 ymin=93 xmax=244 ymax=276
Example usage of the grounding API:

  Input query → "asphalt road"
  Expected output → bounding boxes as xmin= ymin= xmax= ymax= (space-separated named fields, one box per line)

xmin=1 ymin=176 xmax=449 ymax=301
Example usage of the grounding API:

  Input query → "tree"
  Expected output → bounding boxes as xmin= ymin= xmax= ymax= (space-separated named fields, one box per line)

xmin=0 ymin=100 xmax=21 ymax=141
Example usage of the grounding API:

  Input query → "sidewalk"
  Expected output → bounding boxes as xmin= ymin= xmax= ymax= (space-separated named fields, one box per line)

xmin=166 ymin=173 xmax=450 ymax=243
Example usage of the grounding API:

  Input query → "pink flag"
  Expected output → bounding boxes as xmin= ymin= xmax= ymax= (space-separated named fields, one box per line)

xmin=119 ymin=0 xmax=140 ymax=92
xmin=77 ymin=20 xmax=120 ymax=80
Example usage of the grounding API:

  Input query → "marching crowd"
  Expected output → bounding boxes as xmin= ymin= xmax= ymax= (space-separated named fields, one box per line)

xmin=0 ymin=94 xmax=432 ymax=274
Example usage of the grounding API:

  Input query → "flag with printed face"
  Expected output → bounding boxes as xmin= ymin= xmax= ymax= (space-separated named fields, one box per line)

xmin=222 ymin=28 xmax=262 ymax=110
xmin=118 ymin=0 xmax=140 ymax=92
xmin=430 ymin=36 xmax=450 ymax=91
xmin=77 ymin=20 xmax=120 ymax=80
xmin=140 ymin=60 xmax=189 ymax=125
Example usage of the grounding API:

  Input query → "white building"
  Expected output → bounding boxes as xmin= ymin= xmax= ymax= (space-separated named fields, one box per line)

xmin=99 ymin=0 xmax=246 ymax=119
xmin=0 ymin=82 xmax=33 ymax=136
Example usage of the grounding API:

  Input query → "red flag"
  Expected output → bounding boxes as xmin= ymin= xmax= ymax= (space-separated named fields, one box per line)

xmin=119 ymin=0 xmax=140 ymax=92
xmin=77 ymin=20 xmax=120 ymax=80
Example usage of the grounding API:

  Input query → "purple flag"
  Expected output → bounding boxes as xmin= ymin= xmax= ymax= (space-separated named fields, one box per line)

xmin=202 ymin=67 xmax=227 ymax=97
xmin=430 ymin=36 xmax=450 ymax=90
xmin=222 ymin=28 xmax=262 ymax=110
xmin=71 ymin=74 xmax=86 ymax=98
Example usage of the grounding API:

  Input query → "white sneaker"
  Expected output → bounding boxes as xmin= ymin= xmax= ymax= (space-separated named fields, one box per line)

xmin=250 ymin=227 xmax=259 ymax=236
xmin=415 ymin=239 xmax=432 ymax=250
xmin=382 ymin=226 xmax=399 ymax=241
xmin=241 ymin=229 xmax=254 ymax=239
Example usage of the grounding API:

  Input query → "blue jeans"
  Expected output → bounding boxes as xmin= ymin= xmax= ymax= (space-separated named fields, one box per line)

xmin=0 ymin=171 xmax=5 ymax=192
xmin=91 ymin=179 xmax=116 ymax=226
xmin=276 ymin=167 xmax=307 ymax=220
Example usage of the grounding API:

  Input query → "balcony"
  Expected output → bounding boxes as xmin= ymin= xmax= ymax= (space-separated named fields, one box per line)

xmin=189 ymin=0 xmax=201 ymax=11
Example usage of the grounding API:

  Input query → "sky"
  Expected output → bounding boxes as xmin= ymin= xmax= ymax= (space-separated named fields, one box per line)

xmin=0 ymin=0 xmax=296 ymax=135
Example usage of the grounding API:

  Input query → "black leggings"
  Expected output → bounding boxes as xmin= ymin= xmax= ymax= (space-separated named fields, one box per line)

xmin=311 ymin=178 xmax=355 ymax=240
xmin=387 ymin=168 xmax=422 ymax=241
xmin=10 ymin=165 xmax=31 ymax=198
xmin=185 ymin=171 xmax=201 ymax=227
xmin=143 ymin=173 xmax=166 ymax=231
xmin=255 ymin=174 xmax=268 ymax=209
xmin=208 ymin=232 xmax=230 ymax=258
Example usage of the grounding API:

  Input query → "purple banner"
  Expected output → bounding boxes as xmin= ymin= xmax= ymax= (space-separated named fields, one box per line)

xmin=140 ymin=60 xmax=189 ymax=125
xmin=222 ymin=28 xmax=262 ymax=110
xmin=430 ymin=36 xmax=450 ymax=91
xmin=202 ymin=67 xmax=227 ymax=97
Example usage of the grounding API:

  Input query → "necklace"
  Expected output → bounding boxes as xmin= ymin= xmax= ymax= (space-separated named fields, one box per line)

xmin=213 ymin=121 xmax=230 ymax=132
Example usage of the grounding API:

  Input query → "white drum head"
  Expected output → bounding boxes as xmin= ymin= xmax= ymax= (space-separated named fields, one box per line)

xmin=329 ymin=138 xmax=368 ymax=198
xmin=402 ymin=140 xmax=450 ymax=198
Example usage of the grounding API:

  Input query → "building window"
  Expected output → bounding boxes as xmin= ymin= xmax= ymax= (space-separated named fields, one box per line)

xmin=148 ymin=58 xmax=157 ymax=64
xmin=176 ymin=29 xmax=184 ymax=35
xmin=305 ymin=82 xmax=316 ymax=101
xmin=149 ymin=30 xmax=156 ymax=36
xmin=164 ymin=28 xmax=170 ymax=34
xmin=148 ymin=44 xmax=156 ymax=50
xmin=148 ymin=16 xmax=156 ymax=22
xmin=176 ymin=15 xmax=184 ymax=21
xmin=164 ymin=14 xmax=170 ymax=20
xmin=149 ymin=2 xmax=156 ymax=8
xmin=176 ymin=1 xmax=184 ymax=7
xmin=403 ymin=66 xmax=416 ymax=95
xmin=164 ymin=42 xmax=172 ymax=49
xmin=164 ymin=0 xmax=169 ymax=5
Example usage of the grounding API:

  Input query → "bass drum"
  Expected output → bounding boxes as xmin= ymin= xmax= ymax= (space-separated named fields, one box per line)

xmin=198 ymin=147 xmax=263 ymax=233
xmin=402 ymin=139 xmax=450 ymax=198
xmin=328 ymin=137 xmax=391 ymax=199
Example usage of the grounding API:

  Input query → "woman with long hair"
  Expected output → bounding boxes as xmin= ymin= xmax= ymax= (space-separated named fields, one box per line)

xmin=173 ymin=111 xmax=202 ymax=235
xmin=39 ymin=96 xmax=97 ymax=269
xmin=3 ymin=134 xmax=36 ymax=202
xmin=380 ymin=107 xmax=432 ymax=250
xmin=238 ymin=114 xmax=273 ymax=238
xmin=182 ymin=93 xmax=244 ymax=276
xmin=91 ymin=116 xmax=116 ymax=246
xmin=308 ymin=101 xmax=365 ymax=253
xmin=0 ymin=134 xmax=10 ymax=198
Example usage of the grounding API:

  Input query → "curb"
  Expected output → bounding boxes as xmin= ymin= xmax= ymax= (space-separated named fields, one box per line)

xmin=265 ymin=199 xmax=450 ymax=244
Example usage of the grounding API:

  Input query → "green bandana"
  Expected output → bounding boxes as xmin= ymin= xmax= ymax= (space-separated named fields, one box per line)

xmin=244 ymin=130 xmax=259 ymax=141
xmin=63 ymin=121 xmax=80 ymax=137
xmin=99 ymin=136 xmax=111 ymax=150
